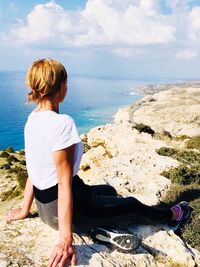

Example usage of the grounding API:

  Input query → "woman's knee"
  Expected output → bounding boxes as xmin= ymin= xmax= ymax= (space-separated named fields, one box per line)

xmin=91 ymin=184 xmax=117 ymax=197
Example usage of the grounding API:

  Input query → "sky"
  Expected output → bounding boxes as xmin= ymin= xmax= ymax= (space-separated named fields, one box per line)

xmin=0 ymin=0 xmax=200 ymax=79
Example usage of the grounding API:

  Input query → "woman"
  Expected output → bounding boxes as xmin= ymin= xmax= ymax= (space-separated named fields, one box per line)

xmin=6 ymin=59 xmax=191 ymax=267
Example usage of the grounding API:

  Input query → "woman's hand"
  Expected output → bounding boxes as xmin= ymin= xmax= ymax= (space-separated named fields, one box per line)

xmin=6 ymin=177 xmax=34 ymax=223
xmin=6 ymin=207 xmax=28 ymax=223
xmin=48 ymin=238 xmax=76 ymax=267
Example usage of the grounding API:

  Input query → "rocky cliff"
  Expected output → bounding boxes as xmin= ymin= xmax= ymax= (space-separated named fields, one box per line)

xmin=0 ymin=84 xmax=200 ymax=267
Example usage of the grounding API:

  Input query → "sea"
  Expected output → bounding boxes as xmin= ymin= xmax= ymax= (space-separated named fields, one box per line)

xmin=0 ymin=71 xmax=185 ymax=151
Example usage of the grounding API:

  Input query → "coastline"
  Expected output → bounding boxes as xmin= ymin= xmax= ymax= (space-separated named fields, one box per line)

xmin=1 ymin=73 xmax=198 ymax=151
xmin=135 ymin=81 xmax=200 ymax=95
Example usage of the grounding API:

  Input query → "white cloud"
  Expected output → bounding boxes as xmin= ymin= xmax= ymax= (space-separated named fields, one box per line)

xmin=175 ymin=49 xmax=197 ymax=60
xmin=8 ymin=0 xmax=176 ymax=48
xmin=188 ymin=6 xmax=200 ymax=42
xmin=2 ymin=0 xmax=200 ymax=62
xmin=77 ymin=0 xmax=175 ymax=46
xmin=112 ymin=47 xmax=144 ymax=58
xmin=10 ymin=2 xmax=72 ymax=44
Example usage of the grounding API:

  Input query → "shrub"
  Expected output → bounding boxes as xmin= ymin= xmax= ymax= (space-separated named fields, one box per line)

xmin=174 ymin=135 xmax=190 ymax=141
xmin=83 ymin=143 xmax=91 ymax=153
xmin=157 ymin=147 xmax=200 ymax=168
xmin=0 ymin=187 xmax=21 ymax=201
xmin=158 ymin=146 xmax=200 ymax=185
xmin=6 ymin=165 xmax=28 ymax=189
xmin=19 ymin=160 xmax=26 ymax=165
xmin=157 ymin=147 xmax=177 ymax=157
xmin=182 ymin=198 xmax=200 ymax=250
xmin=0 ymin=151 xmax=10 ymax=158
xmin=161 ymin=165 xmax=200 ymax=185
xmin=7 ymin=155 xmax=19 ymax=163
xmin=5 ymin=146 xmax=15 ymax=153
xmin=18 ymin=150 xmax=25 ymax=155
xmin=186 ymin=135 xmax=200 ymax=150
xmin=9 ymin=165 xmax=24 ymax=173
xmin=81 ymin=138 xmax=91 ymax=153
xmin=0 ymin=162 xmax=12 ymax=170
xmin=176 ymin=150 xmax=200 ymax=165
xmin=16 ymin=169 xmax=28 ymax=189
xmin=133 ymin=123 xmax=155 ymax=135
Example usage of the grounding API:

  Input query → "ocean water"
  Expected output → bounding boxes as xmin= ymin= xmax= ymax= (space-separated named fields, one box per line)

xmin=0 ymin=71 xmax=182 ymax=151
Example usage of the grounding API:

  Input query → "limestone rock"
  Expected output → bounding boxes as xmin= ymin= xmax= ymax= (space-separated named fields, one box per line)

xmin=1 ymin=217 xmax=199 ymax=267
xmin=85 ymin=123 xmax=178 ymax=205
xmin=80 ymin=145 xmax=108 ymax=171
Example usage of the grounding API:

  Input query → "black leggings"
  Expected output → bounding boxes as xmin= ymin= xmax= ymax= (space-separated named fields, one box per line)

xmin=72 ymin=175 xmax=172 ymax=233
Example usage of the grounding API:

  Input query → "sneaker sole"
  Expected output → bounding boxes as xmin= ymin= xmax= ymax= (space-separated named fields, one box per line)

xmin=91 ymin=228 xmax=141 ymax=252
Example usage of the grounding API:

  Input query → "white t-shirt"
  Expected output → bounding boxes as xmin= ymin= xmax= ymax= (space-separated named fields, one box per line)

xmin=24 ymin=110 xmax=84 ymax=190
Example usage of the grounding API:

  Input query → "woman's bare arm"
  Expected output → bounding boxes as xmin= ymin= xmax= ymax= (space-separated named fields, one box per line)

xmin=48 ymin=145 xmax=76 ymax=267
xmin=21 ymin=177 xmax=34 ymax=216
xmin=6 ymin=177 xmax=34 ymax=222
xmin=55 ymin=144 xmax=74 ymax=240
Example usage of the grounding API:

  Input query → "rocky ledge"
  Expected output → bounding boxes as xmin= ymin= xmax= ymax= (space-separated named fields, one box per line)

xmin=0 ymin=84 xmax=200 ymax=267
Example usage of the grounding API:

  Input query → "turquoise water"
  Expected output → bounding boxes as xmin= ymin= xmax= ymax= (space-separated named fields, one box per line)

xmin=0 ymin=71 xmax=183 ymax=151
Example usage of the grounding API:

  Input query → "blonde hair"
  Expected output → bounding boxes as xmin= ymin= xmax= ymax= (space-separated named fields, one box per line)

xmin=26 ymin=59 xmax=67 ymax=103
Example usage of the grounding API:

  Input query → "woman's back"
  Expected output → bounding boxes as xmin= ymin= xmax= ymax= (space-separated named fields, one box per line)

xmin=25 ymin=109 xmax=83 ymax=190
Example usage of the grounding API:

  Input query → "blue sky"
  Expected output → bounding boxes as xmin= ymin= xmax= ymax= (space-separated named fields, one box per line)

xmin=0 ymin=0 xmax=200 ymax=79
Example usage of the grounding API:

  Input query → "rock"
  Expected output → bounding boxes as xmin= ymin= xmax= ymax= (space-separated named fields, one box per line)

xmin=80 ymin=133 xmax=88 ymax=142
xmin=80 ymin=145 xmax=108 ymax=171
xmin=85 ymin=122 xmax=178 ymax=205
xmin=0 ymin=254 xmax=8 ymax=267
xmin=128 ymin=225 xmax=200 ymax=267
xmin=1 ymin=217 xmax=199 ymax=267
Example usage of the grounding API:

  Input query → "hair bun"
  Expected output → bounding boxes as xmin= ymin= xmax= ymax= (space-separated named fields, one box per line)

xmin=28 ymin=90 xmax=40 ymax=102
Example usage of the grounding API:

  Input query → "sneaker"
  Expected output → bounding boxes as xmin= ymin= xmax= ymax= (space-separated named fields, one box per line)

xmin=167 ymin=201 xmax=191 ymax=232
xmin=90 ymin=227 xmax=141 ymax=252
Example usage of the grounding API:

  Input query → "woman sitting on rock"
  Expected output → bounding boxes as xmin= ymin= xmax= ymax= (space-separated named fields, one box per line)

xmin=6 ymin=59 xmax=191 ymax=267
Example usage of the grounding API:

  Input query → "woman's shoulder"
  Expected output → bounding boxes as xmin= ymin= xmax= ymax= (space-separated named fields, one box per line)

xmin=57 ymin=113 xmax=75 ymax=124
xmin=54 ymin=113 xmax=77 ymax=132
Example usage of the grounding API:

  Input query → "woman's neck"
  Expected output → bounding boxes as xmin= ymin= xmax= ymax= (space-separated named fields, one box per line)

xmin=35 ymin=100 xmax=59 ymax=113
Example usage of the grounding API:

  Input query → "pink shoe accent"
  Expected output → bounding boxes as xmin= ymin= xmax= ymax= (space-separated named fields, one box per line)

xmin=171 ymin=205 xmax=183 ymax=221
